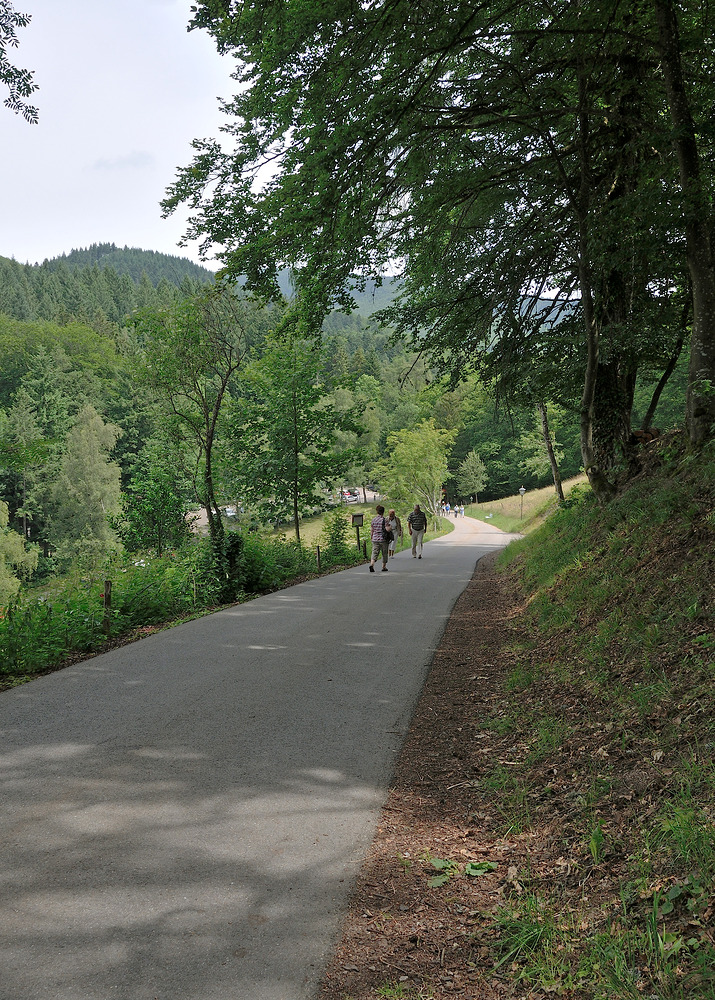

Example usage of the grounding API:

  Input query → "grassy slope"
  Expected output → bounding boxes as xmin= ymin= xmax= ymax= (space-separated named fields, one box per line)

xmin=270 ymin=502 xmax=455 ymax=548
xmin=486 ymin=433 xmax=715 ymax=997
xmin=466 ymin=475 xmax=589 ymax=534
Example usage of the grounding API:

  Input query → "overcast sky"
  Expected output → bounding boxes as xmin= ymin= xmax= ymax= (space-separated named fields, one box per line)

xmin=1 ymin=0 xmax=234 ymax=267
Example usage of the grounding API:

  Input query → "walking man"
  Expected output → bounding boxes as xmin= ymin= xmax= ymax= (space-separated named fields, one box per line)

xmin=407 ymin=503 xmax=428 ymax=559
xmin=369 ymin=504 xmax=390 ymax=572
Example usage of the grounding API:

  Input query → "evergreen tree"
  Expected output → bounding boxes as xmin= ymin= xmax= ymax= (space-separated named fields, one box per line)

xmin=0 ymin=392 xmax=47 ymax=538
xmin=18 ymin=346 xmax=74 ymax=441
xmin=326 ymin=337 xmax=350 ymax=386
xmin=0 ymin=499 xmax=37 ymax=605
xmin=48 ymin=405 xmax=122 ymax=569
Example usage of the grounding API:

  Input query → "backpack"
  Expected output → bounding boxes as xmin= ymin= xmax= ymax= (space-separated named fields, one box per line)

xmin=382 ymin=517 xmax=394 ymax=542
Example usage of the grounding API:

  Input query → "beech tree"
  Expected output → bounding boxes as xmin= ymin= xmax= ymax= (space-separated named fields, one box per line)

xmin=165 ymin=0 xmax=715 ymax=501
xmin=456 ymin=450 xmax=488 ymax=505
xmin=521 ymin=404 xmax=565 ymax=502
xmin=134 ymin=288 xmax=268 ymax=564
xmin=114 ymin=449 xmax=191 ymax=557
xmin=654 ymin=0 xmax=715 ymax=446
xmin=375 ymin=420 xmax=454 ymax=523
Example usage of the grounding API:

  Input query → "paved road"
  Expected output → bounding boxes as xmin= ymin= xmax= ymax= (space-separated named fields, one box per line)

xmin=0 ymin=516 xmax=517 ymax=1000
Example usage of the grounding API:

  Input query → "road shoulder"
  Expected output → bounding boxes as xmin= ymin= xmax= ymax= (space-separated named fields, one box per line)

xmin=317 ymin=549 xmax=519 ymax=999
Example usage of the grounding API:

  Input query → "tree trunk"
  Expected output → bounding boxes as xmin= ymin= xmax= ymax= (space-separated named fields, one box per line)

xmin=655 ymin=0 xmax=715 ymax=445
xmin=293 ymin=483 xmax=301 ymax=543
xmin=592 ymin=361 xmax=637 ymax=470
xmin=641 ymin=332 xmax=685 ymax=431
xmin=202 ymin=428 xmax=225 ymax=564
xmin=291 ymin=383 xmax=301 ymax=543
xmin=575 ymin=73 xmax=617 ymax=501
xmin=536 ymin=402 xmax=564 ymax=502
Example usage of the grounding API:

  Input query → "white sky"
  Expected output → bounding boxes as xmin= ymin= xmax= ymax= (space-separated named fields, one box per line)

xmin=1 ymin=0 xmax=234 ymax=267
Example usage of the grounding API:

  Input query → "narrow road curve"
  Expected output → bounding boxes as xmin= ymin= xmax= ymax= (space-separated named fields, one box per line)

xmin=0 ymin=517 xmax=517 ymax=1000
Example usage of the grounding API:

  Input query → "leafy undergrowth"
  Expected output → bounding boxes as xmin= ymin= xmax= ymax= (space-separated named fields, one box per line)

xmin=0 ymin=510 xmax=367 ymax=690
xmin=319 ymin=433 xmax=715 ymax=1000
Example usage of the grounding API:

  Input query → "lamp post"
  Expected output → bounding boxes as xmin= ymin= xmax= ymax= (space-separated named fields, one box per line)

xmin=518 ymin=485 xmax=526 ymax=520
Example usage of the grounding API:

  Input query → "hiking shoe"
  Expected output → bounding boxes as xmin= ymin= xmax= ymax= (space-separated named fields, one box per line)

xmin=382 ymin=566 xmax=388 ymax=572
xmin=369 ymin=565 xmax=375 ymax=572
xmin=418 ymin=555 xmax=421 ymax=559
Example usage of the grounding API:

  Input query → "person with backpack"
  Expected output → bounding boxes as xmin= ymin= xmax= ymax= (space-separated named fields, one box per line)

xmin=407 ymin=503 xmax=428 ymax=559
xmin=369 ymin=504 xmax=390 ymax=572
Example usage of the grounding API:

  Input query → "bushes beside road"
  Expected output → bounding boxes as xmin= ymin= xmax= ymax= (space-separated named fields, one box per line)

xmin=0 ymin=509 xmax=365 ymax=690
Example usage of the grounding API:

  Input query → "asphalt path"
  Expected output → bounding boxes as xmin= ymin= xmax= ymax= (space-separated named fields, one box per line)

xmin=0 ymin=515 xmax=518 ymax=1000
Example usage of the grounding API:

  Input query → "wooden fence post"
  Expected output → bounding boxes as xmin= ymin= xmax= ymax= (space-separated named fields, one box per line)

xmin=103 ymin=580 xmax=112 ymax=638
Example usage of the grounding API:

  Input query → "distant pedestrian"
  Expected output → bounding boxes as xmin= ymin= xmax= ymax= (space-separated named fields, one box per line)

xmin=387 ymin=509 xmax=402 ymax=558
xmin=369 ymin=504 xmax=390 ymax=572
xmin=445 ymin=501 xmax=450 ymax=515
xmin=460 ymin=504 xmax=464 ymax=517
xmin=407 ymin=503 xmax=428 ymax=559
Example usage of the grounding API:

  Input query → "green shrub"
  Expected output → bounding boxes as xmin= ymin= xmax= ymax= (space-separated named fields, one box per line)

xmin=320 ymin=508 xmax=361 ymax=567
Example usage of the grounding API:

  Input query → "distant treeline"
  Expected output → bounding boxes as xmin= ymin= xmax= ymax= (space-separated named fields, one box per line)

xmin=0 ymin=244 xmax=401 ymax=327
xmin=45 ymin=244 xmax=216 ymax=285
xmin=0 ymin=245 xmax=215 ymax=326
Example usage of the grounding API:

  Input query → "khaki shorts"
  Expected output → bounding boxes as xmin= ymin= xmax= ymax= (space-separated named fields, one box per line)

xmin=371 ymin=540 xmax=389 ymax=563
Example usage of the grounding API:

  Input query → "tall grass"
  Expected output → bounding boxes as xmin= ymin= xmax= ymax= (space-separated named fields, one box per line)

xmin=465 ymin=475 xmax=588 ymax=534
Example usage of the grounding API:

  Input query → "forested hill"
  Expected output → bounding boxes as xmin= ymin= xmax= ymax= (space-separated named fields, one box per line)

xmin=0 ymin=245 xmax=399 ymax=328
xmin=0 ymin=248 xmax=214 ymax=326
xmin=45 ymin=243 xmax=216 ymax=286
xmin=274 ymin=269 xmax=400 ymax=317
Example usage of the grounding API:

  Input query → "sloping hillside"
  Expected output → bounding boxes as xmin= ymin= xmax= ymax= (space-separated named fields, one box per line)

xmin=42 ymin=243 xmax=216 ymax=286
xmin=320 ymin=434 xmax=715 ymax=1000
xmin=274 ymin=268 xmax=401 ymax=317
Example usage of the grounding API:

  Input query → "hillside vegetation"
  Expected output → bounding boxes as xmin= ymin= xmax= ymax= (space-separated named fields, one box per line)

xmin=320 ymin=435 xmax=714 ymax=1000
xmin=476 ymin=436 xmax=715 ymax=998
